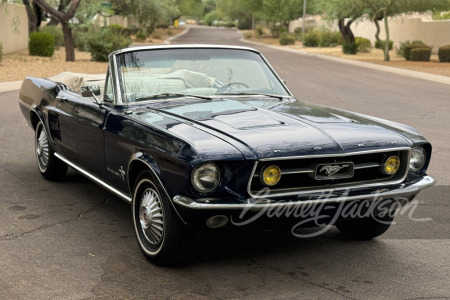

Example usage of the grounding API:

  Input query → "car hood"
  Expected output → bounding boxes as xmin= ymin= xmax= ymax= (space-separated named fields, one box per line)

xmin=140 ymin=98 xmax=414 ymax=159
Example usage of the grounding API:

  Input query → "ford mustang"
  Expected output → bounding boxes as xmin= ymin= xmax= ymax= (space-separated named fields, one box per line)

xmin=18 ymin=45 xmax=435 ymax=266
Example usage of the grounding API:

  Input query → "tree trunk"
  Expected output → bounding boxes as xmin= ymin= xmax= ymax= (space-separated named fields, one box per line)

xmin=48 ymin=0 xmax=70 ymax=26
xmin=372 ymin=17 xmax=381 ymax=45
xmin=383 ymin=9 xmax=390 ymax=61
xmin=338 ymin=18 xmax=355 ymax=43
xmin=61 ymin=22 xmax=75 ymax=61
xmin=23 ymin=0 xmax=37 ymax=33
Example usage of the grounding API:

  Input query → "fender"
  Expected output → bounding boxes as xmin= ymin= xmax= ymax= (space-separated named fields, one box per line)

xmin=127 ymin=152 xmax=187 ymax=225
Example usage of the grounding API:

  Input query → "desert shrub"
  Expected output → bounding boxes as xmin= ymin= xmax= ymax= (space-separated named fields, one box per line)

xmin=135 ymin=31 xmax=148 ymax=41
xmin=375 ymin=39 xmax=393 ymax=50
xmin=40 ymin=25 xmax=64 ymax=49
xmin=87 ymin=27 xmax=132 ymax=62
xmin=355 ymin=37 xmax=371 ymax=53
xmin=404 ymin=43 xmax=431 ymax=60
xmin=342 ymin=41 xmax=358 ymax=54
xmin=302 ymin=28 xmax=341 ymax=47
xmin=152 ymin=32 xmax=162 ymax=39
xmin=410 ymin=48 xmax=432 ymax=61
xmin=29 ymin=31 xmax=55 ymax=57
xmin=293 ymin=27 xmax=303 ymax=39
xmin=166 ymin=29 xmax=173 ymax=36
xmin=395 ymin=40 xmax=425 ymax=57
xmin=279 ymin=32 xmax=296 ymax=45
xmin=303 ymin=30 xmax=319 ymax=47
xmin=242 ymin=31 xmax=253 ymax=39
xmin=0 ymin=42 xmax=3 ymax=63
xmin=319 ymin=29 xmax=341 ymax=47
xmin=438 ymin=45 xmax=450 ymax=62
xmin=255 ymin=25 xmax=264 ymax=37
xmin=73 ymin=30 xmax=90 ymax=52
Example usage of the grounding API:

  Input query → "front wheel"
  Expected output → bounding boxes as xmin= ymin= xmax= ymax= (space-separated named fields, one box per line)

xmin=132 ymin=170 xmax=190 ymax=266
xmin=35 ymin=122 xmax=67 ymax=180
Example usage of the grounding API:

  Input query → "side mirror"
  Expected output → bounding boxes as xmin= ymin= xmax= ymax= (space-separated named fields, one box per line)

xmin=81 ymin=85 xmax=102 ymax=105
xmin=81 ymin=85 xmax=101 ymax=97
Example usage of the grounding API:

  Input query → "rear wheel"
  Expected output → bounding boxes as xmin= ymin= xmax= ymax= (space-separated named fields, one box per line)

xmin=132 ymin=170 xmax=190 ymax=266
xmin=336 ymin=213 xmax=394 ymax=240
xmin=35 ymin=122 xmax=67 ymax=180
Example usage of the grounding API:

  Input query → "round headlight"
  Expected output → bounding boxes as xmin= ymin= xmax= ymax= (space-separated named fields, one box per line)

xmin=191 ymin=162 xmax=220 ymax=193
xmin=409 ymin=147 xmax=426 ymax=172
xmin=382 ymin=156 xmax=400 ymax=175
xmin=261 ymin=165 xmax=282 ymax=186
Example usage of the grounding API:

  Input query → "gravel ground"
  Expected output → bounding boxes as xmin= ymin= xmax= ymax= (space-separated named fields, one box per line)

xmin=248 ymin=37 xmax=450 ymax=77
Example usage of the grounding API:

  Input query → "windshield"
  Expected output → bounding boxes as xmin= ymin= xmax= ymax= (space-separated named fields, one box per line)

xmin=116 ymin=48 xmax=290 ymax=103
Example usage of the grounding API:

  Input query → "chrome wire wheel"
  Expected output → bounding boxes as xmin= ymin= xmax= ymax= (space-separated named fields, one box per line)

xmin=36 ymin=123 xmax=50 ymax=171
xmin=139 ymin=187 xmax=164 ymax=246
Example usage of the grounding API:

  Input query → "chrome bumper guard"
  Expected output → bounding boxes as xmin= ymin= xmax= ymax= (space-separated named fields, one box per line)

xmin=173 ymin=176 xmax=435 ymax=211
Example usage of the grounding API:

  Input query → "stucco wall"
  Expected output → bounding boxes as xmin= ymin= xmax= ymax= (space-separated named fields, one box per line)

xmin=0 ymin=3 xmax=28 ymax=54
xmin=290 ymin=17 xmax=450 ymax=53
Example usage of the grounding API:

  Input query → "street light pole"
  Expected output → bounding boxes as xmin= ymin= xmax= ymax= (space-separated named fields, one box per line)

xmin=302 ymin=0 xmax=307 ymax=48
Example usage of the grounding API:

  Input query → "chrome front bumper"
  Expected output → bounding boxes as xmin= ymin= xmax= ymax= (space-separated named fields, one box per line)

xmin=173 ymin=176 xmax=435 ymax=211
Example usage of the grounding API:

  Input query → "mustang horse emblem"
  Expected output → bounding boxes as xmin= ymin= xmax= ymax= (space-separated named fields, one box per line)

xmin=319 ymin=164 xmax=350 ymax=176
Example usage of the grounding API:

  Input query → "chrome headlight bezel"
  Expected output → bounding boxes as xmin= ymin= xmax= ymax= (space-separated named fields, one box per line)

xmin=409 ymin=146 xmax=426 ymax=172
xmin=191 ymin=162 xmax=221 ymax=193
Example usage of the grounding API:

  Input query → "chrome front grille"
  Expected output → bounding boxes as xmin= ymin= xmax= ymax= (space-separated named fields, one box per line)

xmin=248 ymin=148 xmax=411 ymax=198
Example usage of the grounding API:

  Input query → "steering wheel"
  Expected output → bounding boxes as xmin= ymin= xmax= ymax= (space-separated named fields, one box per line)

xmin=215 ymin=81 xmax=249 ymax=94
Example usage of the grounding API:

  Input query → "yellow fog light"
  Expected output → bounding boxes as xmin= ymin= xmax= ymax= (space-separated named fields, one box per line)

xmin=382 ymin=156 xmax=400 ymax=175
xmin=262 ymin=165 xmax=282 ymax=186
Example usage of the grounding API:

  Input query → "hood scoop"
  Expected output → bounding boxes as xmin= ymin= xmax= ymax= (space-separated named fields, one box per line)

xmin=213 ymin=110 xmax=284 ymax=129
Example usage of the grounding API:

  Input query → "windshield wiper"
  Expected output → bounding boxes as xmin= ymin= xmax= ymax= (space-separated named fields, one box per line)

xmin=134 ymin=93 xmax=212 ymax=101
xmin=216 ymin=92 xmax=284 ymax=101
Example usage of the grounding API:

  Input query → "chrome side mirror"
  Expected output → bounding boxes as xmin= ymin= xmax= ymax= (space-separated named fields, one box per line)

xmin=81 ymin=85 xmax=102 ymax=105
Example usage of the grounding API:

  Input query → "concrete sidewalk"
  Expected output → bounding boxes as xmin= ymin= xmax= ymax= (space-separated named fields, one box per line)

xmin=0 ymin=81 xmax=22 ymax=93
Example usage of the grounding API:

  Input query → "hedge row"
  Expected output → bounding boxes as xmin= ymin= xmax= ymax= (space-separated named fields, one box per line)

xmin=438 ymin=45 xmax=450 ymax=62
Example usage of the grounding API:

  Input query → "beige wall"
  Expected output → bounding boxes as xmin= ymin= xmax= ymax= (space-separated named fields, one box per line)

xmin=0 ymin=3 xmax=28 ymax=54
xmin=290 ymin=16 xmax=450 ymax=53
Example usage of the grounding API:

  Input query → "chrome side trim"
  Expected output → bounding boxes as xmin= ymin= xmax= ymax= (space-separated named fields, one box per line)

xmin=54 ymin=152 xmax=132 ymax=203
xmin=174 ymin=176 xmax=435 ymax=211
xmin=247 ymin=148 xmax=411 ymax=198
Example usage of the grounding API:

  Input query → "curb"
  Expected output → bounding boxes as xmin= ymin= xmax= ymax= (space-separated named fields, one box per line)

xmin=0 ymin=81 xmax=22 ymax=93
xmin=240 ymin=38 xmax=450 ymax=86
xmin=164 ymin=27 xmax=190 ymax=45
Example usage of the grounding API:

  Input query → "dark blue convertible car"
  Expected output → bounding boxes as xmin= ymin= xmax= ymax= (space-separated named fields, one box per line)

xmin=19 ymin=45 xmax=435 ymax=266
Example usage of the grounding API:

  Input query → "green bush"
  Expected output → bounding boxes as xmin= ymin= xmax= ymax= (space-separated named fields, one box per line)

xmin=279 ymin=32 xmax=296 ymax=45
xmin=73 ymin=30 xmax=90 ymax=52
xmin=40 ymin=25 xmax=64 ymax=49
xmin=204 ymin=11 xmax=219 ymax=26
xmin=303 ymin=30 xmax=319 ymax=47
xmin=410 ymin=48 xmax=432 ymax=61
xmin=438 ymin=45 xmax=450 ymax=62
xmin=152 ymin=32 xmax=162 ymax=39
xmin=404 ymin=43 xmax=431 ymax=60
xmin=355 ymin=37 xmax=372 ymax=53
xmin=375 ymin=39 xmax=393 ymax=50
xmin=0 ymin=42 xmax=3 ymax=63
xmin=29 ymin=31 xmax=55 ymax=57
xmin=342 ymin=41 xmax=358 ymax=54
xmin=302 ymin=28 xmax=341 ymax=47
xmin=87 ymin=27 xmax=132 ymax=62
xmin=135 ymin=31 xmax=148 ymax=41
xmin=395 ymin=40 xmax=425 ymax=58
xmin=166 ymin=29 xmax=173 ymax=36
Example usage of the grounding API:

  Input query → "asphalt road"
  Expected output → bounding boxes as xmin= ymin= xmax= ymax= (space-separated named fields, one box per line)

xmin=1 ymin=26 xmax=449 ymax=299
